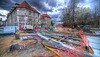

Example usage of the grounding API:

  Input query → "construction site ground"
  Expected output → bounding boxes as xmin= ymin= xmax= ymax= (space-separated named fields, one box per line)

xmin=0 ymin=34 xmax=35 ymax=57
xmin=0 ymin=28 xmax=93 ymax=57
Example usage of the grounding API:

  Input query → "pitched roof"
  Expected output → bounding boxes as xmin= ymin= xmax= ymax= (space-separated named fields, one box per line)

xmin=32 ymin=8 xmax=40 ymax=14
xmin=40 ymin=14 xmax=51 ymax=19
xmin=17 ymin=1 xmax=40 ymax=14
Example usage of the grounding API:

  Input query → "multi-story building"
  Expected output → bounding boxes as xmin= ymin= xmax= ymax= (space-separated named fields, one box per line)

xmin=40 ymin=14 xmax=51 ymax=27
xmin=7 ymin=1 xmax=40 ymax=28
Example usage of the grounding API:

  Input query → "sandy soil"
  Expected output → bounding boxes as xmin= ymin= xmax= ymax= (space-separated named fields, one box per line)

xmin=0 ymin=35 xmax=34 ymax=57
xmin=11 ymin=36 xmax=56 ymax=57
xmin=54 ymin=27 xmax=79 ymax=34
xmin=20 ymin=33 xmax=29 ymax=35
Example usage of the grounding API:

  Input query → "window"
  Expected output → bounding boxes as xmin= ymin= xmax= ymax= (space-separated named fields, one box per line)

xmin=42 ymin=16 xmax=43 ymax=19
xmin=26 ymin=23 xmax=29 ymax=25
xmin=28 ymin=17 xmax=32 ymax=25
xmin=33 ymin=11 xmax=35 ymax=16
xmin=33 ymin=19 xmax=35 ymax=22
xmin=0 ymin=28 xmax=4 ymax=31
xmin=38 ymin=14 xmax=39 ymax=17
xmin=29 ymin=17 xmax=32 ymax=21
xmin=29 ymin=11 xmax=31 ymax=15
xmin=30 ymin=21 xmax=32 ymax=25
xmin=36 ymin=17 xmax=37 ymax=19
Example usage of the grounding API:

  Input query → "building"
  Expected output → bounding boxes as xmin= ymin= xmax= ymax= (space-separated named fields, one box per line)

xmin=56 ymin=22 xmax=63 ymax=27
xmin=0 ymin=18 xmax=3 ymax=26
xmin=7 ymin=1 xmax=40 ymax=28
xmin=0 ymin=18 xmax=7 ymax=27
xmin=40 ymin=14 xmax=51 ymax=27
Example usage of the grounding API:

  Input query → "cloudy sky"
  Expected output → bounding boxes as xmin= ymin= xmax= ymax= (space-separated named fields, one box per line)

xmin=0 ymin=0 xmax=99 ymax=21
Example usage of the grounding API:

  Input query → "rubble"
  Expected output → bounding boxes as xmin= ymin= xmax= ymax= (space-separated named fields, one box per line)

xmin=9 ymin=44 xmax=19 ymax=52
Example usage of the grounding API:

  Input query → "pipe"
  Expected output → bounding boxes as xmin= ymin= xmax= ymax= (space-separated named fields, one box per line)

xmin=37 ymin=33 xmax=49 ymax=41
xmin=79 ymin=29 xmax=94 ymax=54
xmin=28 ymin=37 xmax=38 ymax=45
xmin=37 ymin=34 xmax=79 ymax=56
xmin=52 ymin=37 xmax=81 ymax=46
xmin=40 ymin=39 xmax=79 ymax=57
xmin=38 ymin=33 xmax=76 ymax=49
xmin=45 ymin=46 xmax=63 ymax=57
xmin=37 ymin=33 xmax=84 ymax=57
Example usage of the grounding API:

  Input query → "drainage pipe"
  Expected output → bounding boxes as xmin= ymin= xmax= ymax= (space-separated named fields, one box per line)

xmin=28 ymin=37 xmax=38 ymax=45
xmin=37 ymin=33 xmax=79 ymax=57
xmin=40 ymin=39 xmax=79 ymax=57
xmin=38 ymin=33 xmax=76 ymax=50
xmin=45 ymin=46 xmax=63 ymax=57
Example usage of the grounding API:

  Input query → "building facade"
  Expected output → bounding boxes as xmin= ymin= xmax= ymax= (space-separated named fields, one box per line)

xmin=7 ymin=1 xmax=40 ymax=28
xmin=40 ymin=14 xmax=51 ymax=27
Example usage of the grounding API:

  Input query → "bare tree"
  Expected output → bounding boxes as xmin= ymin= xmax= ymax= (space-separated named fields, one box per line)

xmin=60 ymin=0 xmax=100 ymax=26
xmin=60 ymin=0 xmax=84 ymax=26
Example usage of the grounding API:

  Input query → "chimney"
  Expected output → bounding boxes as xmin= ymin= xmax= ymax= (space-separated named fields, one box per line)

xmin=15 ymin=3 xmax=20 ymax=5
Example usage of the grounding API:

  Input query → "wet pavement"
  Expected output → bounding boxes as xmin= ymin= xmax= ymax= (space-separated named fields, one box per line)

xmin=87 ymin=35 xmax=100 ymax=57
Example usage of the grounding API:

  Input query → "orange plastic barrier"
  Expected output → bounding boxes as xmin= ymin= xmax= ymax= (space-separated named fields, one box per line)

xmin=36 ymin=29 xmax=91 ymax=57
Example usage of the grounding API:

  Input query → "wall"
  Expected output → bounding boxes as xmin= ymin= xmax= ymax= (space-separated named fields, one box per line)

xmin=7 ymin=9 xmax=17 ymax=26
xmin=44 ymin=17 xmax=51 ymax=27
xmin=17 ymin=8 xmax=40 ymax=28
xmin=7 ymin=7 xmax=40 ymax=28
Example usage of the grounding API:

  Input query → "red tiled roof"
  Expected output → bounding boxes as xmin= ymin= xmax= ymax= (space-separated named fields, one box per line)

xmin=40 ymin=14 xmax=51 ymax=19
xmin=17 ymin=1 xmax=40 ymax=14
xmin=32 ymin=8 xmax=40 ymax=14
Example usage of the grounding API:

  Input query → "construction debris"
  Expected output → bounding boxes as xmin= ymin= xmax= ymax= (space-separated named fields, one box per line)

xmin=9 ymin=44 xmax=19 ymax=52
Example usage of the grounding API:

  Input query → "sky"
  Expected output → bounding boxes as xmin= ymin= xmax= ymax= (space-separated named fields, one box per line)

xmin=0 ymin=0 xmax=100 ymax=21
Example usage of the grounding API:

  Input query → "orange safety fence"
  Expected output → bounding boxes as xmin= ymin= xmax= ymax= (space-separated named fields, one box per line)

xmin=78 ymin=29 xmax=89 ymax=45
xmin=35 ymin=29 xmax=89 ymax=57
